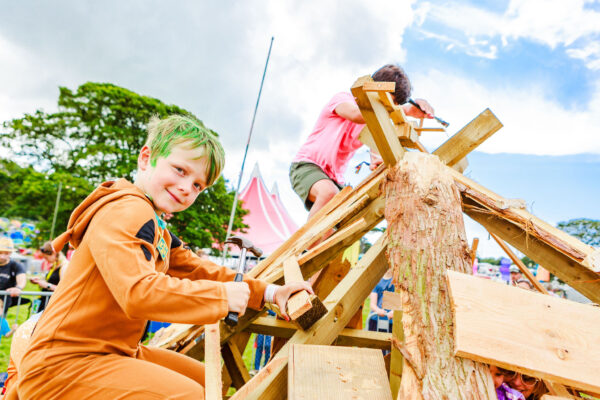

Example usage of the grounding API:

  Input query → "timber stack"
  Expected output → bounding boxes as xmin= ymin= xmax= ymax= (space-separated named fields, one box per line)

xmin=149 ymin=76 xmax=600 ymax=400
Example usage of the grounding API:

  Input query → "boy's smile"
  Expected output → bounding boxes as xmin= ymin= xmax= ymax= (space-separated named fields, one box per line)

xmin=136 ymin=143 xmax=209 ymax=214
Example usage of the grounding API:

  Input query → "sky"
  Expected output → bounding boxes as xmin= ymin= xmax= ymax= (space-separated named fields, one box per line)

xmin=1 ymin=0 xmax=599 ymax=258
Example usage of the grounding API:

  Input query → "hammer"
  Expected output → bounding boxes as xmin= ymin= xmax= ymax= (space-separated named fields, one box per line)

xmin=224 ymin=236 xmax=263 ymax=326
xmin=408 ymin=99 xmax=450 ymax=128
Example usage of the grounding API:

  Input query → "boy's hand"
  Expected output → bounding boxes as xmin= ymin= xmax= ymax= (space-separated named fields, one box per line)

xmin=404 ymin=98 xmax=434 ymax=119
xmin=224 ymin=281 xmax=250 ymax=316
xmin=274 ymin=282 xmax=315 ymax=321
xmin=369 ymin=152 xmax=383 ymax=170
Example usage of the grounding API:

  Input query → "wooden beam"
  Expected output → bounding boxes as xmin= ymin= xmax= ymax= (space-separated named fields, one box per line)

xmin=351 ymin=76 xmax=404 ymax=165
xmin=389 ymin=310 xmax=404 ymax=400
xmin=297 ymin=217 xmax=367 ymax=267
xmin=228 ymin=357 xmax=288 ymax=400
xmin=490 ymin=232 xmax=548 ymax=294
xmin=381 ymin=290 xmax=402 ymax=311
xmin=204 ymin=322 xmax=222 ymax=400
xmin=363 ymin=81 xmax=395 ymax=93
xmin=240 ymin=235 xmax=390 ymax=400
xmin=221 ymin=338 xmax=251 ymax=390
xmin=470 ymin=237 xmax=479 ymax=267
xmin=283 ymin=257 xmax=313 ymax=320
xmin=447 ymin=270 xmax=600 ymax=393
xmin=433 ymin=108 xmax=503 ymax=167
xmin=452 ymin=168 xmax=600 ymax=303
xmin=245 ymin=316 xmax=391 ymax=350
xmin=288 ymin=344 xmax=393 ymax=400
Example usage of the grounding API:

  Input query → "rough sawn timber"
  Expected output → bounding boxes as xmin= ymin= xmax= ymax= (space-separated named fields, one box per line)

xmin=447 ymin=270 xmax=600 ymax=393
xmin=451 ymin=168 xmax=600 ymax=303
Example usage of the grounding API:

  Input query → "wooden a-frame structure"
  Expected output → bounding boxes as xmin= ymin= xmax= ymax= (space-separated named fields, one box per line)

xmin=150 ymin=76 xmax=600 ymax=399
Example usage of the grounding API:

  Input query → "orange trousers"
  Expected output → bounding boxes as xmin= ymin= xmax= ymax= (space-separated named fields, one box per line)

xmin=16 ymin=346 xmax=206 ymax=399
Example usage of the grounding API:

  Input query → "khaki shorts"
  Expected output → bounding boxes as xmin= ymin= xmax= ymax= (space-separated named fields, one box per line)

xmin=289 ymin=162 xmax=344 ymax=211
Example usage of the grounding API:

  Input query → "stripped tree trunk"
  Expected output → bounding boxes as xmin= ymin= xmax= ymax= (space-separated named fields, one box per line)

xmin=384 ymin=153 xmax=496 ymax=400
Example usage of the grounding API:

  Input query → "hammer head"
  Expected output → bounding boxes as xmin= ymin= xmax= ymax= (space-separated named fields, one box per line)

xmin=225 ymin=236 xmax=263 ymax=258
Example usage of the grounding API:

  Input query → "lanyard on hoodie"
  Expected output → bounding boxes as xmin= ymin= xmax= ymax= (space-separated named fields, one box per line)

xmin=154 ymin=211 xmax=169 ymax=260
xmin=144 ymin=193 xmax=169 ymax=261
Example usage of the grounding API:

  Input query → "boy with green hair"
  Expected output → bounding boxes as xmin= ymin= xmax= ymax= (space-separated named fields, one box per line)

xmin=15 ymin=115 xmax=311 ymax=399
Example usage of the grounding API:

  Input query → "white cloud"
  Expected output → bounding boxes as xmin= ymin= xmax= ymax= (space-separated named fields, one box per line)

xmin=413 ymin=68 xmax=600 ymax=155
xmin=419 ymin=0 xmax=600 ymax=67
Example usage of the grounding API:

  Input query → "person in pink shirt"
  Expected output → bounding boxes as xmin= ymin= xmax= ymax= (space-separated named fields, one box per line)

xmin=289 ymin=64 xmax=434 ymax=219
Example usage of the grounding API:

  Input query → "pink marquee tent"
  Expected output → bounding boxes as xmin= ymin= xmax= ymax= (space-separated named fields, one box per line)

xmin=235 ymin=164 xmax=299 ymax=255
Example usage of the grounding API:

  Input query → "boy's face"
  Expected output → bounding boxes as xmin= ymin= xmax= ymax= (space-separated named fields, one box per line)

xmin=138 ymin=143 xmax=208 ymax=214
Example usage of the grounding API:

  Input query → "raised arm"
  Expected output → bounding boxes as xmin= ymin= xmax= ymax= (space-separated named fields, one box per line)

xmin=334 ymin=101 xmax=365 ymax=124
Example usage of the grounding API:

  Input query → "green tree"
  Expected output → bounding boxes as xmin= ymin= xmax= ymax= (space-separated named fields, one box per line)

xmin=0 ymin=159 xmax=93 ymax=247
xmin=1 ymin=82 xmax=247 ymax=250
xmin=477 ymin=257 xmax=501 ymax=265
xmin=556 ymin=218 xmax=600 ymax=247
xmin=3 ymin=82 xmax=192 ymax=183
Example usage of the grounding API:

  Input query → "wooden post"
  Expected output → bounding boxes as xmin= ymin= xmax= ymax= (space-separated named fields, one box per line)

xmin=205 ymin=323 xmax=222 ymax=400
xmin=384 ymin=152 xmax=496 ymax=399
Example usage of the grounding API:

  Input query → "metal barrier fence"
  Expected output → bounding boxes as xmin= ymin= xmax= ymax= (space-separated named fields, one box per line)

xmin=0 ymin=290 xmax=52 ymax=344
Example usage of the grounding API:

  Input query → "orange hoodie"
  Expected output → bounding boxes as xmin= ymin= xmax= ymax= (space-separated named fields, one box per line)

xmin=18 ymin=179 xmax=266 ymax=384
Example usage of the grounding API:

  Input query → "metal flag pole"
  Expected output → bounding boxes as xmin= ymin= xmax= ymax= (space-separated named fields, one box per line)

xmin=222 ymin=36 xmax=274 ymax=264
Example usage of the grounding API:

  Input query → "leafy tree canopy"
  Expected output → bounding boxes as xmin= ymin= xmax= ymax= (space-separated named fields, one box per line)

xmin=1 ymin=82 xmax=246 ymax=251
xmin=556 ymin=218 xmax=600 ymax=247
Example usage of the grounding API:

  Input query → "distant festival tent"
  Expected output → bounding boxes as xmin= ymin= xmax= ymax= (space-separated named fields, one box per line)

xmin=233 ymin=164 xmax=299 ymax=256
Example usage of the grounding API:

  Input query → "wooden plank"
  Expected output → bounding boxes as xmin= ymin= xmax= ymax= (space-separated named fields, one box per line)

xmin=241 ymin=235 xmax=390 ymax=400
xmin=288 ymin=344 xmax=393 ymax=400
xmin=358 ymin=126 xmax=378 ymax=154
xmin=228 ymin=357 xmax=288 ymax=400
xmin=541 ymin=396 xmax=572 ymax=400
xmin=433 ymin=108 xmax=503 ymax=167
xmin=297 ymin=217 xmax=367 ymax=267
xmin=489 ymin=234 xmax=574 ymax=396
xmin=381 ymin=290 xmax=402 ymax=311
xmin=453 ymin=156 xmax=469 ymax=173
xmin=470 ymin=237 xmax=479 ymax=267
xmin=246 ymin=316 xmax=391 ymax=350
xmin=447 ymin=270 xmax=600 ymax=392
xmin=351 ymin=76 xmax=404 ymax=166
xmin=205 ymin=322 xmax=222 ymax=400
xmin=389 ymin=310 xmax=404 ymax=400
xmin=282 ymin=257 xmax=313 ymax=321
xmin=490 ymin=232 xmax=548 ymax=294
xmin=363 ymin=81 xmax=395 ymax=92
xmin=452 ymin=168 xmax=600 ymax=303
xmin=283 ymin=257 xmax=305 ymax=283
xmin=222 ymin=340 xmax=251 ymax=389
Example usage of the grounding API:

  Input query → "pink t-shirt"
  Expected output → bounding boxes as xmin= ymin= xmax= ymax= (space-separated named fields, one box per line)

xmin=293 ymin=92 xmax=365 ymax=184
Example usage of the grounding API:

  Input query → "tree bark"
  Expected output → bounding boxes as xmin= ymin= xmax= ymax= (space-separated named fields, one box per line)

xmin=384 ymin=153 xmax=496 ymax=400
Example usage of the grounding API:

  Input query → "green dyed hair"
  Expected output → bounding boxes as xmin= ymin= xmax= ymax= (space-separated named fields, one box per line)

xmin=145 ymin=114 xmax=225 ymax=186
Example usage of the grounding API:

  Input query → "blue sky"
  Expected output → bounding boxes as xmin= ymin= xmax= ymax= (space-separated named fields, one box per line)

xmin=1 ymin=0 xmax=598 ymax=257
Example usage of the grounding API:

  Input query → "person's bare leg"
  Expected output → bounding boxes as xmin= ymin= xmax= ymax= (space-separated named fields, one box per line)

xmin=307 ymin=179 xmax=340 ymax=220
xmin=306 ymin=179 xmax=340 ymax=286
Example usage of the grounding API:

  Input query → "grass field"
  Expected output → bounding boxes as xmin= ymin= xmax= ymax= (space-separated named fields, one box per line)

xmin=0 ymin=281 xmax=40 ymax=372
